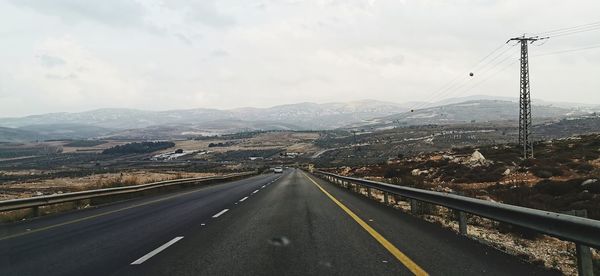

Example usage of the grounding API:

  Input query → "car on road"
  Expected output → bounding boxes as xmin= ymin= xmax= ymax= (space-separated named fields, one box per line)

xmin=273 ymin=167 xmax=283 ymax=173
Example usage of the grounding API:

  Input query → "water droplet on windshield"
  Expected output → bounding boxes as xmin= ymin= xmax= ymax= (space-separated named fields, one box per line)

xmin=268 ymin=236 xmax=290 ymax=246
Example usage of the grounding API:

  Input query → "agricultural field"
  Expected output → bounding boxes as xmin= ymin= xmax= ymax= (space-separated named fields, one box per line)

xmin=171 ymin=131 xmax=320 ymax=154
xmin=0 ymin=131 xmax=322 ymax=200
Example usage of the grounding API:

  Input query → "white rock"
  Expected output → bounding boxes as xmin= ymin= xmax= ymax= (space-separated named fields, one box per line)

xmin=470 ymin=150 xmax=486 ymax=163
xmin=503 ymin=169 xmax=511 ymax=176
xmin=581 ymin=179 xmax=598 ymax=186
xmin=441 ymin=187 xmax=453 ymax=193
xmin=411 ymin=169 xmax=428 ymax=176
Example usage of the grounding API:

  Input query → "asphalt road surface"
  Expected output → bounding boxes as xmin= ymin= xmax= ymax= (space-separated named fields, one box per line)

xmin=0 ymin=169 xmax=559 ymax=275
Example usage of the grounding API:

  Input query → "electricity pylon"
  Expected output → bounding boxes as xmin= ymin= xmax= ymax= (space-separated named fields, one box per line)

xmin=507 ymin=35 xmax=547 ymax=159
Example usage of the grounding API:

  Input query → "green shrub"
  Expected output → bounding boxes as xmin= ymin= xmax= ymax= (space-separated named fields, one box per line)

xmin=531 ymin=166 xmax=563 ymax=178
xmin=384 ymin=168 xmax=401 ymax=178
xmin=575 ymin=163 xmax=594 ymax=173
xmin=102 ymin=141 xmax=175 ymax=154
xmin=64 ymin=140 xmax=106 ymax=147
xmin=535 ymin=179 xmax=579 ymax=196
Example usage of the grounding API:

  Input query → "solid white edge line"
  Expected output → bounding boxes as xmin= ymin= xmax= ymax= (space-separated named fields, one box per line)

xmin=212 ymin=209 xmax=229 ymax=218
xmin=239 ymin=196 xmax=249 ymax=202
xmin=131 ymin=236 xmax=183 ymax=265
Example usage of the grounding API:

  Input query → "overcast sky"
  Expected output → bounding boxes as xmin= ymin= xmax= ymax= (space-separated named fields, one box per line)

xmin=0 ymin=0 xmax=599 ymax=117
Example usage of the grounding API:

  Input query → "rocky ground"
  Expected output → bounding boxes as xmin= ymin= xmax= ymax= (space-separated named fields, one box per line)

xmin=324 ymin=133 xmax=600 ymax=275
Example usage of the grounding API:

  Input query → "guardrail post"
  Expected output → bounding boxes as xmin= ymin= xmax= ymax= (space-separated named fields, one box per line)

xmin=562 ymin=209 xmax=594 ymax=276
xmin=563 ymin=210 xmax=594 ymax=276
xmin=367 ymin=187 xmax=372 ymax=198
xmin=576 ymin=244 xmax=593 ymax=276
xmin=32 ymin=206 xmax=40 ymax=217
xmin=384 ymin=192 xmax=390 ymax=205
xmin=410 ymin=199 xmax=420 ymax=215
xmin=457 ymin=210 xmax=468 ymax=235
xmin=451 ymin=191 xmax=468 ymax=235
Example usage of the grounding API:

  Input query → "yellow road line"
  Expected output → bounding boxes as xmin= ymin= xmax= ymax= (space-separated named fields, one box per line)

xmin=302 ymin=172 xmax=428 ymax=276
xmin=0 ymin=188 xmax=207 ymax=242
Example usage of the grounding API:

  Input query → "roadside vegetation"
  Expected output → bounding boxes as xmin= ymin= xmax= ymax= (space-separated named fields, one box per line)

xmin=323 ymin=133 xmax=600 ymax=274
xmin=63 ymin=140 xmax=107 ymax=147
xmin=332 ymin=134 xmax=600 ymax=219
xmin=0 ymin=144 xmax=62 ymax=159
xmin=102 ymin=141 xmax=175 ymax=154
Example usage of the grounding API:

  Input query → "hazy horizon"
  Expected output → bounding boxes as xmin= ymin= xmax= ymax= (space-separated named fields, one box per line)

xmin=1 ymin=0 xmax=599 ymax=117
xmin=3 ymin=94 xmax=598 ymax=119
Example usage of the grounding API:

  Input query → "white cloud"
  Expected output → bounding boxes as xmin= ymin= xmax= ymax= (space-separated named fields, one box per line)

xmin=1 ymin=0 xmax=599 ymax=117
xmin=9 ymin=37 xmax=142 ymax=111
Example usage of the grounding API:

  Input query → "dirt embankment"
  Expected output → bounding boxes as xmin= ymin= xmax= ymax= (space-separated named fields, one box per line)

xmin=0 ymin=171 xmax=217 ymax=201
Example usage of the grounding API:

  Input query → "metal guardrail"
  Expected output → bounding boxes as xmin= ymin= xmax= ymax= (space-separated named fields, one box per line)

xmin=314 ymin=170 xmax=599 ymax=275
xmin=0 ymin=171 xmax=256 ymax=213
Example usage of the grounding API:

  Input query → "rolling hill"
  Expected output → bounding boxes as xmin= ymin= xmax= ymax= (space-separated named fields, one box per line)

xmin=0 ymin=100 xmax=407 ymax=133
xmin=0 ymin=97 xmax=597 ymax=141
xmin=346 ymin=100 xmax=597 ymax=130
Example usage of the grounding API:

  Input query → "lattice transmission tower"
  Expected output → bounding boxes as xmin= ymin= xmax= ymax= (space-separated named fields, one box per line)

xmin=507 ymin=35 xmax=547 ymax=159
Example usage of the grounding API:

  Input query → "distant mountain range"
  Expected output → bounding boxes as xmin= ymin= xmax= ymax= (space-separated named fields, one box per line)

xmin=347 ymin=99 xmax=599 ymax=130
xmin=0 ymin=96 xmax=597 ymax=142
xmin=0 ymin=100 xmax=408 ymax=141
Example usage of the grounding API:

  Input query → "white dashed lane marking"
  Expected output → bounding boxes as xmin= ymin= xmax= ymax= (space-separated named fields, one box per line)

xmin=212 ymin=209 xmax=229 ymax=218
xmin=131 ymin=237 xmax=183 ymax=265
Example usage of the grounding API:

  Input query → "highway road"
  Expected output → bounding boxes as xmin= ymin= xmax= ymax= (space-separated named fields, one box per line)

xmin=0 ymin=169 xmax=559 ymax=275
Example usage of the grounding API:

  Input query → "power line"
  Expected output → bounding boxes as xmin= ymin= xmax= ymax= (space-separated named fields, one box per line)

xmin=534 ymin=20 xmax=600 ymax=36
xmin=547 ymin=25 xmax=600 ymax=38
xmin=413 ymin=45 xmax=518 ymax=109
xmin=456 ymin=59 xmax=519 ymax=96
xmin=472 ymin=43 xmax=509 ymax=71
xmin=434 ymin=42 xmax=600 ymax=101
xmin=435 ymin=49 xmax=520 ymax=101
xmin=409 ymin=44 xmax=509 ymax=110
xmin=532 ymin=44 xmax=600 ymax=57
xmin=405 ymin=20 xmax=600 ymax=116
xmin=409 ymin=43 xmax=515 ymax=111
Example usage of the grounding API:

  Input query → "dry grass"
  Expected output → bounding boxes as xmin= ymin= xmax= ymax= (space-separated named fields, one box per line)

xmin=0 ymin=200 xmax=91 ymax=223
xmin=0 ymin=171 xmax=216 ymax=201
xmin=170 ymin=131 xmax=321 ymax=155
xmin=17 ymin=140 xmax=130 ymax=154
